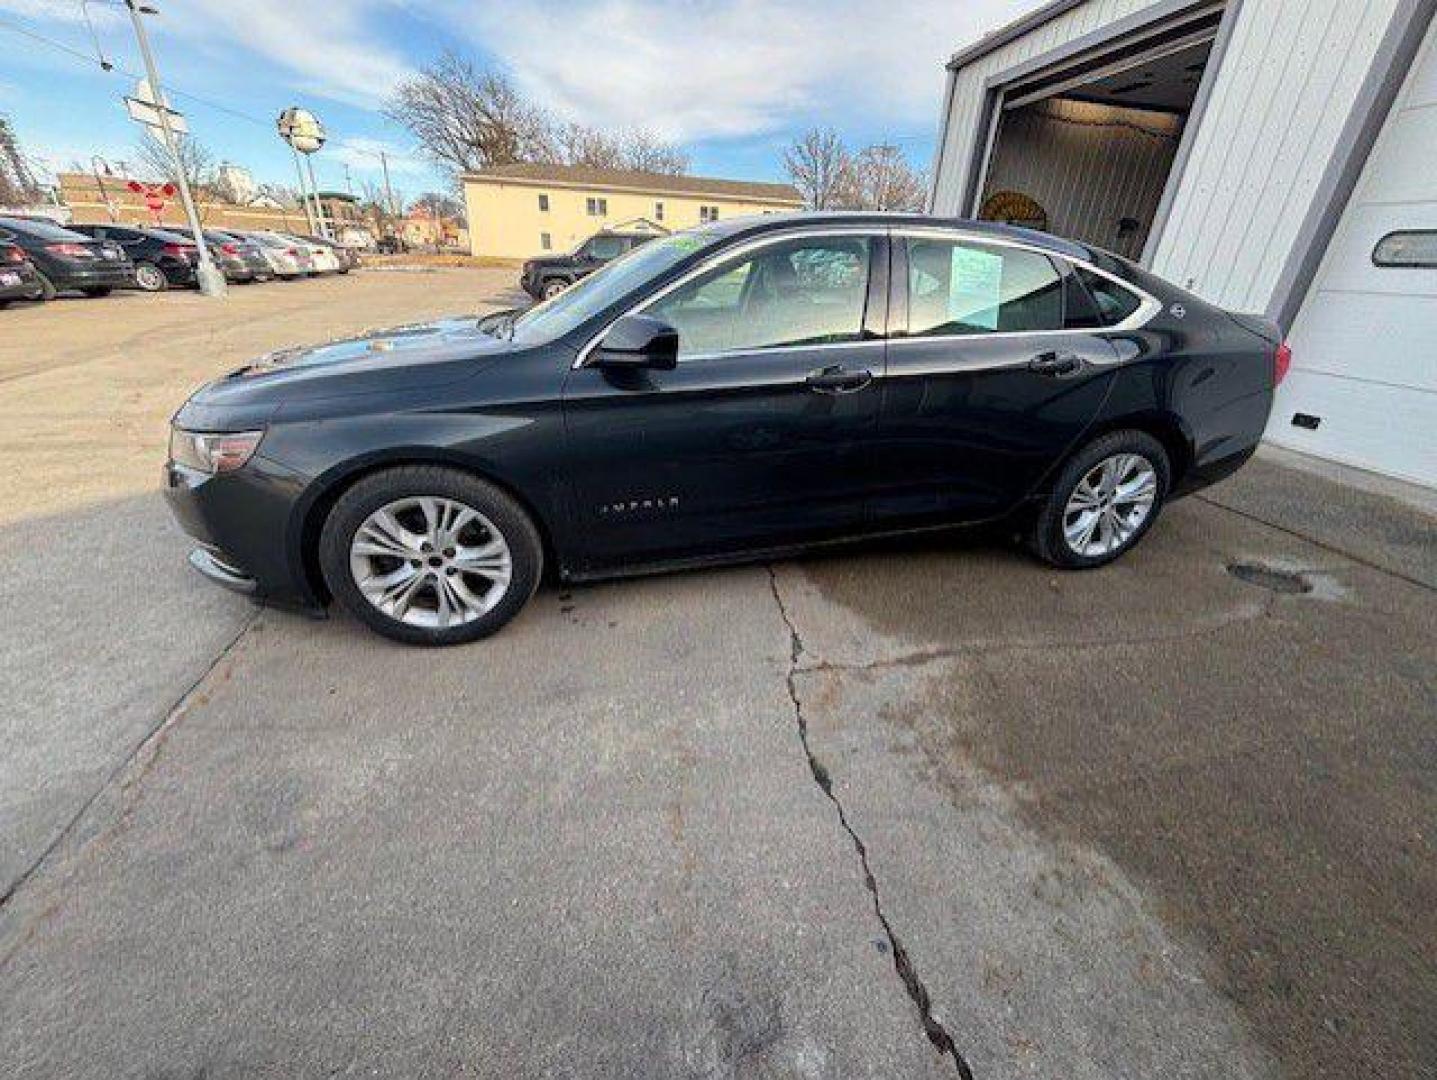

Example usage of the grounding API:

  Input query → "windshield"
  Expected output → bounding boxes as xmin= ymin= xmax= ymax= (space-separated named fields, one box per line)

xmin=511 ymin=232 xmax=721 ymax=345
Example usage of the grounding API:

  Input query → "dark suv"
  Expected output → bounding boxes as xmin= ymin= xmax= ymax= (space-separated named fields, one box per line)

xmin=520 ymin=231 xmax=655 ymax=299
xmin=0 ymin=216 xmax=135 ymax=299
xmin=67 ymin=224 xmax=201 ymax=292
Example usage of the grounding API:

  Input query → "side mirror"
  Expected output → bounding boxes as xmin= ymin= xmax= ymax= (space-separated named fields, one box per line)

xmin=591 ymin=314 xmax=679 ymax=371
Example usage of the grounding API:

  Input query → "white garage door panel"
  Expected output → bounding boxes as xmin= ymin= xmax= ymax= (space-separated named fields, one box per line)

xmin=1355 ymin=103 xmax=1437 ymax=204
xmin=1314 ymin=202 xmax=1437 ymax=297
xmin=1289 ymin=293 xmax=1437 ymax=390
xmin=1267 ymin=370 xmax=1437 ymax=486
xmin=1273 ymin=15 xmax=1437 ymax=488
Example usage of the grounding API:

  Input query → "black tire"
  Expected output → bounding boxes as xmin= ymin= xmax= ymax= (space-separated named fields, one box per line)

xmin=34 ymin=270 xmax=58 ymax=301
xmin=133 ymin=261 xmax=168 ymax=292
xmin=319 ymin=466 xmax=544 ymax=646
xmin=0 ymin=300 xmax=8 ymax=309
xmin=82 ymin=287 xmax=112 ymax=298
xmin=1028 ymin=429 xmax=1170 ymax=569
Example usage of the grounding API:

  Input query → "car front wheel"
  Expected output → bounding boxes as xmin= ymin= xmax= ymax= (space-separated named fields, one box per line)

xmin=319 ymin=466 xmax=543 ymax=645
xmin=1029 ymin=430 xmax=1169 ymax=569
xmin=541 ymin=278 xmax=568 ymax=300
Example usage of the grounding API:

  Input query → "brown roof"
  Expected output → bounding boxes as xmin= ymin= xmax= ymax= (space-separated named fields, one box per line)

xmin=463 ymin=163 xmax=802 ymax=204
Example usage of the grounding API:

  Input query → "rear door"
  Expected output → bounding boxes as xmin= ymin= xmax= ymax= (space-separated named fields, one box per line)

xmin=562 ymin=229 xmax=888 ymax=569
xmin=869 ymin=232 xmax=1123 ymax=525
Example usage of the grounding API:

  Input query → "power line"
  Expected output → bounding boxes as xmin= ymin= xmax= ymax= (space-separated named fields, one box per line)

xmin=0 ymin=10 xmax=414 ymax=173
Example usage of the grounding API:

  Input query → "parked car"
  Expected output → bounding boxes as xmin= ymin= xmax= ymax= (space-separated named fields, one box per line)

xmin=0 ymin=215 xmax=135 ymax=298
xmin=268 ymin=232 xmax=341 ymax=274
xmin=67 ymin=224 xmax=201 ymax=292
xmin=298 ymin=234 xmax=358 ymax=273
xmin=236 ymin=231 xmax=312 ymax=278
xmin=203 ymin=231 xmax=273 ymax=283
xmin=165 ymin=212 xmax=1285 ymax=646
xmin=0 ymin=241 xmax=41 ymax=306
xmin=520 ymin=230 xmax=657 ymax=300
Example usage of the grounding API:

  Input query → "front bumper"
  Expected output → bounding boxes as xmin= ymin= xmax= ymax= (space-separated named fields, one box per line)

xmin=163 ymin=456 xmax=322 ymax=611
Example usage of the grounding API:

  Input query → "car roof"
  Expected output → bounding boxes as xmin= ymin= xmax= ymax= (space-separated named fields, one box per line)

xmin=0 ymin=215 xmax=90 ymax=241
xmin=702 ymin=210 xmax=1095 ymax=262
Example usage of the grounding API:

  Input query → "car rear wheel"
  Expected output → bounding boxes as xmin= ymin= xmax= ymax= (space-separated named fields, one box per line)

xmin=1028 ymin=430 xmax=1170 ymax=569
xmin=541 ymin=278 xmax=568 ymax=300
xmin=134 ymin=262 xmax=168 ymax=292
xmin=319 ymin=466 xmax=543 ymax=646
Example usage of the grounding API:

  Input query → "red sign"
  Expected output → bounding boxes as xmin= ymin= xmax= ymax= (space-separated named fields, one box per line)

xmin=126 ymin=180 xmax=177 ymax=223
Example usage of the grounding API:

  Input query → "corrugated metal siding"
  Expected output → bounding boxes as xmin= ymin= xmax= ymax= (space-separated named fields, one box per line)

xmin=933 ymin=0 xmax=1406 ymax=315
xmin=980 ymin=99 xmax=1183 ymax=257
xmin=931 ymin=0 xmax=1164 ymax=215
xmin=1150 ymin=0 xmax=1403 ymax=311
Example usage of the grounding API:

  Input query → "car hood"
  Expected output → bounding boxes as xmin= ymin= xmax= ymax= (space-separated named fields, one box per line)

xmin=177 ymin=314 xmax=524 ymax=426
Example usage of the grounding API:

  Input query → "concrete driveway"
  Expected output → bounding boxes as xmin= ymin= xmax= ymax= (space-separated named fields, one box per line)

xmin=1 ymin=271 xmax=1432 ymax=1079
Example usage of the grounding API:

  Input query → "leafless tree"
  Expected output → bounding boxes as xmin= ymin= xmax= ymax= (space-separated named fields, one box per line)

xmin=135 ymin=130 xmax=215 ymax=194
xmin=846 ymin=143 xmax=927 ymax=211
xmin=782 ymin=127 xmax=855 ymax=210
xmin=552 ymin=122 xmax=626 ymax=170
xmin=387 ymin=52 xmax=690 ymax=178
xmin=619 ymin=129 xmax=690 ymax=175
xmin=411 ymin=190 xmax=464 ymax=222
xmin=385 ymin=51 xmax=556 ymax=173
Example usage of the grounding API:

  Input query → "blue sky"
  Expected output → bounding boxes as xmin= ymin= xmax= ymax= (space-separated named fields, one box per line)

xmin=0 ymin=0 xmax=1033 ymax=201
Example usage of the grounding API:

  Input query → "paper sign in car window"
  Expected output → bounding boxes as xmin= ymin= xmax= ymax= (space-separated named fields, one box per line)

xmin=949 ymin=245 xmax=1003 ymax=330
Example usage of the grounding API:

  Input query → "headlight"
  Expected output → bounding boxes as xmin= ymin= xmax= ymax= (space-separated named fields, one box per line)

xmin=169 ymin=428 xmax=263 ymax=474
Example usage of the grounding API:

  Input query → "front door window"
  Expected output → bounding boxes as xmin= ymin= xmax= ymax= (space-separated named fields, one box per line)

xmin=646 ymin=236 xmax=872 ymax=358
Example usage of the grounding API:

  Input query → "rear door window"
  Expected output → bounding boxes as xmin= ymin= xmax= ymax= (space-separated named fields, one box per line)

xmin=905 ymin=238 xmax=1063 ymax=335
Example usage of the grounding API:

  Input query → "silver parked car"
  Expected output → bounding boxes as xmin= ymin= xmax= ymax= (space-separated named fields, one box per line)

xmin=237 ymin=231 xmax=313 ymax=278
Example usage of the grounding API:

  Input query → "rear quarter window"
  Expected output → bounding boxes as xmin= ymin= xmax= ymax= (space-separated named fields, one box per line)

xmin=1075 ymin=267 xmax=1142 ymax=326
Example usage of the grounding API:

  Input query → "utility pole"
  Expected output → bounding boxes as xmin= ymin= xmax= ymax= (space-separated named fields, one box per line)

xmin=343 ymin=163 xmax=354 ymax=196
xmin=123 ymin=1 xmax=225 ymax=297
xmin=380 ymin=150 xmax=397 ymax=216
xmin=304 ymin=155 xmax=330 ymax=240
xmin=289 ymin=144 xmax=316 ymax=233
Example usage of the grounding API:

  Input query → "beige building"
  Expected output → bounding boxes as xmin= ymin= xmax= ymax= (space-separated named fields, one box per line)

xmin=461 ymin=163 xmax=803 ymax=260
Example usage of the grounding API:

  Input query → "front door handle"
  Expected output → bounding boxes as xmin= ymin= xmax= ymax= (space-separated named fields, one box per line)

xmin=805 ymin=365 xmax=873 ymax=394
xmin=1028 ymin=351 xmax=1084 ymax=377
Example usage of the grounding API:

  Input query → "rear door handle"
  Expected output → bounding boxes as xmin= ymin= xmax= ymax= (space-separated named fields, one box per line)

xmin=805 ymin=365 xmax=873 ymax=394
xmin=1028 ymin=351 xmax=1085 ymax=377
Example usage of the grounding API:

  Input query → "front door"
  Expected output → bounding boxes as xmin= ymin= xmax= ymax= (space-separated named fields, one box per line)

xmin=562 ymin=231 xmax=887 ymax=570
xmin=869 ymin=233 xmax=1121 ymax=525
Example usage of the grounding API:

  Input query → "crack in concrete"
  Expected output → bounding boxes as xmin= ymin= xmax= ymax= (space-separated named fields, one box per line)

xmin=767 ymin=566 xmax=974 ymax=1079
xmin=0 ymin=612 xmax=259 ymax=923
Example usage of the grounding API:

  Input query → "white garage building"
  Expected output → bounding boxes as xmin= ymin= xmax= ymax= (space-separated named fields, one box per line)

xmin=930 ymin=0 xmax=1436 ymax=489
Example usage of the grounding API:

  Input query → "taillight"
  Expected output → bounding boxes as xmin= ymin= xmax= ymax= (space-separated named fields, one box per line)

xmin=4 ymin=247 xmax=24 ymax=263
xmin=1274 ymin=341 xmax=1292 ymax=386
xmin=286 ymin=247 xmax=299 ymax=256
xmin=45 ymin=242 xmax=96 ymax=259
xmin=220 ymin=243 xmax=239 ymax=255
xmin=163 ymin=242 xmax=196 ymax=259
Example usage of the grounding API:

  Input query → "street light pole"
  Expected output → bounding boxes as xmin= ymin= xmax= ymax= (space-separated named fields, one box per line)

xmin=123 ymin=1 xmax=225 ymax=297
xmin=289 ymin=144 xmax=316 ymax=233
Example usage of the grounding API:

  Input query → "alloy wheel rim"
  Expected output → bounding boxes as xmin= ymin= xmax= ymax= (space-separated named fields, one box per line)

xmin=1062 ymin=452 xmax=1158 ymax=558
xmin=136 ymin=265 xmax=163 ymax=290
xmin=349 ymin=496 xmax=513 ymax=629
xmin=543 ymin=281 xmax=565 ymax=298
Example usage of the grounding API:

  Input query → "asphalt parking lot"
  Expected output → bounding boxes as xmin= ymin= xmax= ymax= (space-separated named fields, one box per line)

xmin=1 ymin=270 xmax=1433 ymax=1079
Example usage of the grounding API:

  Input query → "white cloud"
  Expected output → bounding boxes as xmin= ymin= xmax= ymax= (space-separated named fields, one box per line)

xmin=163 ymin=0 xmax=413 ymax=106
xmin=448 ymin=0 xmax=1033 ymax=143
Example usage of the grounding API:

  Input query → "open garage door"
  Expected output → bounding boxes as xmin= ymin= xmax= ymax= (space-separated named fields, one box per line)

xmin=974 ymin=1 xmax=1226 ymax=261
